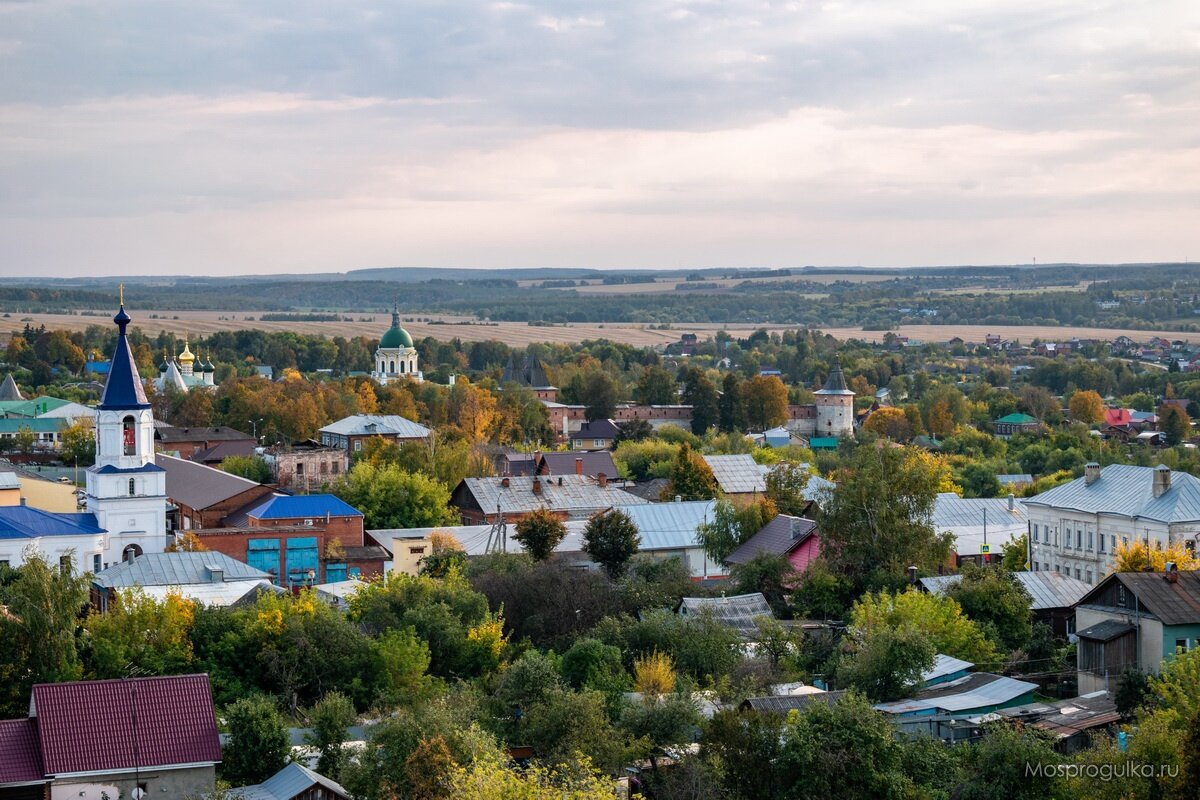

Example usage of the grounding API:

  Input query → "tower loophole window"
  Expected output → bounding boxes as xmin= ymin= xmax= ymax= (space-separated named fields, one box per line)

xmin=128 ymin=478 xmax=136 ymax=496
xmin=122 ymin=415 xmax=136 ymax=456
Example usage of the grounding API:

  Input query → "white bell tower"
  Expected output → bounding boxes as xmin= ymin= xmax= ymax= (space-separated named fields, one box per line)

xmin=85 ymin=290 xmax=169 ymax=563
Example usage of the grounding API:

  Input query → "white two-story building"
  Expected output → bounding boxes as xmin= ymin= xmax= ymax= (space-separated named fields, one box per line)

xmin=1025 ymin=463 xmax=1200 ymax=585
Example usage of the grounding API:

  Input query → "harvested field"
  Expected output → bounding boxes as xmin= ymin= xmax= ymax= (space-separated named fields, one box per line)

xmin=0 ymin=311 xmax=1195 ymax=348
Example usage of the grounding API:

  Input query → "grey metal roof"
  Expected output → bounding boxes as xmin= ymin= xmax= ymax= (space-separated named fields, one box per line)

xmin=923 ymin=654 xmax=975 ymax=683
xmin=741 ymin=691 xmax=846 ymax=714
xmin=704 ymin=455 xmax=768 ymax=494
xmin=231 ymin=762 xmax=350 ymax=800
xmin=155 ymin=425 xmax=253 ymax=443
xmin=613 ymin=499 xmax=716 ymax=550
xmin=539 ymin=451 xmax=618 ymax=478
xmin=155 ymin=453 xmax=264 ymax=509
xmin=934 ymin=492 xmax=1027 ymax=556
xmin=1086 ymin=571 xmax=1200 ymax=626
xmin=725 ymin=514 xmax=817 ymax=565
xmin=461 ymin=474 xmax=647 ymax=518
xmin=1077 ymin=619 xmax=1137 ymax=642
xmin=136 ymin=579 xmax=281 ymax=607
xmin=920 ymin=570 xmax=1091 ymax=611
xmin=0 ymin=471 xmax=21 ymax=491
xmin=318 ymin=414 xmax=430 ymax=439
xmin=1023 ymin=464 xmax=1200 ymax=524
xmin=679 ymin=592 xmax=774 ymax=637
xmin=815 ymin=360 xmax=853 ymax=395
xmin=876 ymin=673 xmax=1038 ymax=715
xmin=94 ymin=551 xmax=270 ymax=588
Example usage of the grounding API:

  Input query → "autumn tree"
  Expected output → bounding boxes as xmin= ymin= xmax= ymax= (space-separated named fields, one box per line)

xmin=447 ymin=378 xmax=497 ymax=443
xmin=1162 ymin=404 xmax=1192 ymax=446
xmin=60 ymin=418 xmax=96 ymax=466
xmin=742 ymin=375 xmax=789 ymax=431
xmin=165 ymin=531 xmax=208 ymax=552
xmin=85 ymin=589 xmax=195 ymax=678
xmin=765 ymin=462 xmax=813 ymax=516
xmin=1068 ymin=390 xmax=1105 ymax=424
xmin=665 ymin=442 xmax=717 ymax=501
xmin=697 ymin=498 xmax=777 ymax=564
xmin=582 ymin=509 xmax=641 ymax=577
xmin=1019 ymin=385 xmax=1060 ymax=422
xmin=583 ymin=371 xmax=622 ymax=422
xmin=862 ymin=406 xmax=913 ymax=441
xmin=1113 ymin=540 xmax=1200 ymax=573
xmin=514 ymin=507 xmax=567 ymax=561
xmin=850 ymin=587 xmax=998 ymax=664
xmin=172 ymin=389 xmax=215 ymax=427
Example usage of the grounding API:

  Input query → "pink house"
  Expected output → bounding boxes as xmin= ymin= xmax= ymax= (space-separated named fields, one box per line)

xmin=724 ymin=514 xmax=821 ymax=571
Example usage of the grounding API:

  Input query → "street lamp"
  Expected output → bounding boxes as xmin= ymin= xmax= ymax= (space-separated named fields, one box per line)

xmin=250 ymin=417 xmax=264 ymax=443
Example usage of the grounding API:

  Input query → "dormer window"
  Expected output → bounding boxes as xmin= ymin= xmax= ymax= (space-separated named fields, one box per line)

xmin=122 ymin=415 xmax=136 ymax=456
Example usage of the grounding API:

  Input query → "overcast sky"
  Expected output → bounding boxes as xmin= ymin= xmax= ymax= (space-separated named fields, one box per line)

xmin=1 ymin=1 xmax=1197 ymax=277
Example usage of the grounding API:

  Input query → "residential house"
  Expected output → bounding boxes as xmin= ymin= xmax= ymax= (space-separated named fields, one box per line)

xmin=91 ymin=551 xmax=278 ymax=610
xmin=263 ymin=440 xmax=348 ymax=492
xmin=155 ymin=425 xmax=256 ymax=462
xmin=570 ymin=419 xmax=620 ymax=451
xmin=536 ymin=450 xmax=619 ymax=480
xmin=449 ymin=474 xmax=645 ymax=524
xmin=0 ymin=674 xmax=221 ymax=800
xmin=724 ymin=514 xmax=820 ymax=572
xmin=156 ymin=453 xmax=277 ymax=530
xmin=1074 ymin=569 xmax=1200 ymax=693
xmin=921 ymin=570 xmax=1091 ymax=637
xmin=225 ymin=762 xmax=352 ymax=800
xmin=1025 ymin=463 xmax=1200 ymax=583
xmin=933 ymin=492 xmax=1027 ymax=565
xmin=994 ymin=412 xmax=1042 ymax=438
xmin=317 ymin=414 xmax=431 ymax=455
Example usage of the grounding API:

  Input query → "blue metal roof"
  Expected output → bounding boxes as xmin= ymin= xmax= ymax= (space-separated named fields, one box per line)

xmin=244 ymin=493 xmax=363 ymax=520
xmin=99 ymin=305 xmax=150 ymax=410
xmin=92 ymin=463 xmax=166 ymax=474
xmin=0 ymin=506 xmax=104 ymax=540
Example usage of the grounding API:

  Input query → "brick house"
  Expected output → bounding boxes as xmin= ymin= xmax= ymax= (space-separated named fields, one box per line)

xmin=155 ymin=424 xmax=256 ymax=461
xmin=450 ymin=474 xmax=647 ymax=525
xmin=156 ymin=453 xmax=276 ymax=530
xmin=317 ymin=414 xmax=431 ymax=456
xmin=264 ymin=439 xmax=348 ymax=492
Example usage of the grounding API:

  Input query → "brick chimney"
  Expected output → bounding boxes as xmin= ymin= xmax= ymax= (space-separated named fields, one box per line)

xmin=597 ymin=472 xmax=607 ymax=488
xmin=1153 ymin=464 xmax=1172 ymax=498
xmin=1085 ymin=462 xmax=1100 ymax=485
xmin=532 ymin=477 xmax=542 ymax=495
xmin=501 ymin=477 xmax=510 ymax=488
xmin=1165 ymin=561 xmax=1179 ymax=583
xmin=575 ymin=457 xmax=583 ymax=475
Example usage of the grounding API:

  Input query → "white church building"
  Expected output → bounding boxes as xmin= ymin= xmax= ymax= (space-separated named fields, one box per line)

xmin=371 ymin=306 xmax=423 ymax=385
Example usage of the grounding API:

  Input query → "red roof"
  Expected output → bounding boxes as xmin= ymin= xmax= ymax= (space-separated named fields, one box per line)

xmin=30 ymin=674 xmax=221 ymax=776
xmin=1104 ymin=408 xmax=1132 ymax=427
xmin=0 ymin=718 xmax=43 ymax=784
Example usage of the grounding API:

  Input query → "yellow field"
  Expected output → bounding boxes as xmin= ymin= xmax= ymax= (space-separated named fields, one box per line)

xmin=2 ymin=310 xmax=1196 ymax=348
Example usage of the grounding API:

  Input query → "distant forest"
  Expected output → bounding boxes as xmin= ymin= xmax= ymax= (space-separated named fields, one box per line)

xmin=5 ymin=263 xmax=1200 ymax=331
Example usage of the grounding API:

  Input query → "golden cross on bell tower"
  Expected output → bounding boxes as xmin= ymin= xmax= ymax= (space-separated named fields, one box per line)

xmin=118 ymin=283 xmax=124 ymax=306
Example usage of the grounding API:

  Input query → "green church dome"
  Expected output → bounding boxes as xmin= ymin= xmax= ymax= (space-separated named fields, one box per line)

xmin=379 ymin=308 xmax=413 ymax=349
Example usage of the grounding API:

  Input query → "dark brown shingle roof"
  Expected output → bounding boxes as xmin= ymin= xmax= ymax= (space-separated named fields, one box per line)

xmin=1079 ymin=571 xmax=1200 ymax=627
xmin=725 ymin=514 xmax=817 ymax=565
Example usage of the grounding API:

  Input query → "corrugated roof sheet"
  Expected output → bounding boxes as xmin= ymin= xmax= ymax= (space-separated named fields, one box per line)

xmin=934 ymin=492 xmax=1027 ymax=556
xmin=93 ymin=552 xmax=270 ymax=588
xmin=1077 ymin=619 xmax=1137 ymax=642
xmin=371 ymin=521 xmax=591 ymax=558
xmin=876 ymin=673 xmax=1038 ymax=715
xmin=679 ymin=592 xmax=774 ymax=637
xmin=156 ymin=453 xmax=265 ymax=510
xmin=155 ymin=425 xmax=253 ymax=443
xmin=923 ymin=654 xmax=975 ymax=683
xmin=920 ymin=570 xmax=1091 ymax=611
xmin=136 ymin=580 xmax=281 ymax=607
xmin=0 ymin=471 xmax=22 ymax=490
xmin=30 ymin=674 xmax=221 ymax=775
xmin=613 ymin=500 xmax=715 ymax=551
xmin=232 ymin=762 xmax=351 ymax=800
xmin=726 ymin=514 xmax=817 ymax=565
xmin=0 ymin=506 xmax=104 ymax=540
xmin=1090 ymin=572 xmax=1200 ymax=626
xmin=704 ymin=455 xmax=768 ymax=494
xmin=741 ymin=691 xmax=846 ymax=714
xmin=0 ymin=718 xmax=42 ymax=784
xmin=243 ymin=494 xmax=363 ymax=521
xmin=318 ymin=414 xmax=430 ymax=439
xmin=1023 ymin=464 xmax=1200 ymax=524
xmin=462 ymin=475 xmax=647 ymax=519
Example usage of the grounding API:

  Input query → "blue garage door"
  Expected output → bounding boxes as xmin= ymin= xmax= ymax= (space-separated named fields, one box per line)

xmin=247 ymin=538 xmax=280 ymax=583
xmin=286 ymin=537 xmax=319 ymax=586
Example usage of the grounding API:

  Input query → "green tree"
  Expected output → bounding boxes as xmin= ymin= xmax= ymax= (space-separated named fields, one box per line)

xmin=1001 ymin=533 xmax=1028 ymax=571
xmin=331 ymin=462 xmax=459 ymax=529
xmin=636 ymin=366 xmax=678 ymax=406
xmin=60 ymin=419 xmax=96 ymax=466
xmin=84 ymin=589 xmax=195 ymax=678
xmin=666 ymin=442 xmax=717 ymax=501
xmin=764 ymin=462 xmax=813 ymax=516
xmin=13 ymin=425 xmax=36 ymax=454
xmin=702 ymin=709 xmax=786 ymax=800
xmin=850 ymin=587 xmax=998 ymax=663
xmin=838 ymin=626 xmax=936 ymax=702
xmin=560 ymin=638 xmax=629 ymax=693
xmin=374 ymin=627 xmax=436 ymax=705
xmin=0 ymin=552 xmax=88 ymax=715
xmin=718 ymin=373 xmax=747 ymax=433
xmin=514 ymin=507 xmax=567 ymax=561
xmin=696 ymin=498 xmax=772 ymax=564
xmin=520 ymin=688 xmax=628 ymax=771
xmin=950 ymin=721 xmax=1062 ymax=800
xmin=304 ymin=691 xmax=356 ymax=778
xmin=584 ymin=371 xmax=621 ymax=422
xmin=817 ymin=446 xmax=953 ymax=595
xmin=583 ymin=509 xmax=641 ymax=577
xmin=959 ymin=462 xmax=1001 ymax=498
xmin=221 ymin=695 xmax=290 ymax=785
xmin=220 ymin=455 xmax=273 ymax=483
xmin=681 ymin=368 xmax=719 ymax=435
xmin=945 ymin=564 xmax=1032 ymax=653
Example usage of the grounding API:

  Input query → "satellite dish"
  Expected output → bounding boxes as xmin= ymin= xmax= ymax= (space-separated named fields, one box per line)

xmin=131 ymin=789 xmax=147 ymax=800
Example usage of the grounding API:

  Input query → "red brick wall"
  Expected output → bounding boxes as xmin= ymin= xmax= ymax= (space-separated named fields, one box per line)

xmin=177 ymin=485 xmax=276 ymax=530
xmin=246 ymin=515 xmax=365 ymax=548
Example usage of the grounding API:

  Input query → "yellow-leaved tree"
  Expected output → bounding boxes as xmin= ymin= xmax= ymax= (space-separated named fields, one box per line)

xmin=1112 ymin=540 xmax=1200 ymax=574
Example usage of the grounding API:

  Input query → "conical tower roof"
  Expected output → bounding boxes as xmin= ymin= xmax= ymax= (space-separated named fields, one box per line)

xmin=100 ymin=295 xmax=151 ymax=410
xmin=815 ymin=358 xmax=853 ymax=396
xmin=0 ymin=373 xmax=23 ymax=402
